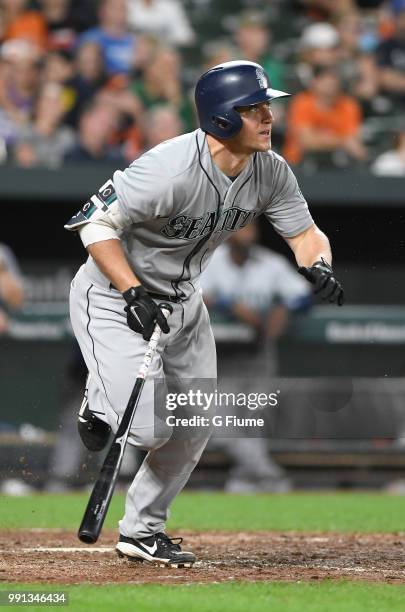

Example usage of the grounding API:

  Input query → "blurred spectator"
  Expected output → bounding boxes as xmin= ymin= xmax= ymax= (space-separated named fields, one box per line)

xmin=2 ymin=0 xmax=48 ymax=49
xmin=371 ymin=126 xmax=405 ymax=175
xmin=39 ymin=0 xmax=76 ymax=52
xmin=0 ymin=39 xmax=41 ymax=152
xmin=142 ymin=104 xmax=183 ymax=150
xmin=351 ymin=53 xmax=381 ymax=114
xmin=294 ymin=0 xmax=356 ymax=21
xmin=392 ymin=0 xmax=405 ymax=14
xmin=13 ymin=82 xmax=76 ymax=168
xmin=69 ymin=0 xmax=99 ymax=34
xmin=296 ymin=22 xmax=341 ymax=87
xmin=202 ymin=40 xmax=238 ymax=71
xmin=0 ymin=242 xmax=24 ymax=334
xmin=127 ymin=0 xmax=195 ymax=46
xmin=64 ymin=99 xmax=125 ymax=164
xmin=202 ymin=223 xmax=311 ymax=493
xmin=233 ymin=11 xmax=286 ymax=92
xmin=78 ymin=0 xmax=136 ymax=76
xmin=283 ymin=65 xmax=367 ymax=167
xmin=338 ymin=11 xmax=365 ymax=58
xmin=64 ymin=42 xmax=107 ymax=127
xmin=300 ymin=22 xmax=340 ymax=64
xmin=132 ymin=33 xmax=161 ymax=77
xmin=41 ymin=49 xmax=74 ymax=85
xmin=343 ymin=11 xmax=380 ymax=54
xmin=376 ymin=9 xmax=405 ymax=105
xmin=131 ymin=46 xmax=195 ymax=132
xmin=93 ymin=86 xmax=144 ymax=162
xmin=335 ymin=11 xmax=380 ymax=113
xmin=299 ymin=15 xmax=379 ymax=99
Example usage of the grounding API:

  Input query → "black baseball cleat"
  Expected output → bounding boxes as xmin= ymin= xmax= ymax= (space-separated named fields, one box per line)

xmin=77 ymin=392 xmax=111 ymax=452
xmin=116 ymin=532 xmax=196 ymax=568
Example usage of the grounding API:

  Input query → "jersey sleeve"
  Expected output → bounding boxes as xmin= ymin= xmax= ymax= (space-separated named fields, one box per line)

xmin=263 ymin=156 xmax=314 ymax=238
xmin=113 ymin=152 xmax=175 ymax=225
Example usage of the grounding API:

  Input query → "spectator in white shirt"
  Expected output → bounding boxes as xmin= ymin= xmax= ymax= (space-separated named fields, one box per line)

xmin=127 ymin=0 xmax=195 ymax=46
xmin=372 ymin=129 xmax=405 ymax=176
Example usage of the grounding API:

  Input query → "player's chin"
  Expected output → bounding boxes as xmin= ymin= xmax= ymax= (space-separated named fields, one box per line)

xmin=254 ymin=139 xmax=272 ymax=152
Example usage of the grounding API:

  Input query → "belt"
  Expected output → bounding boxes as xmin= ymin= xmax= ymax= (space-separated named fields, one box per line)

xmin=110 ymin=284 xmax=182 ymax=303
xmin=147 ymin=291 xmax=182 ymax=304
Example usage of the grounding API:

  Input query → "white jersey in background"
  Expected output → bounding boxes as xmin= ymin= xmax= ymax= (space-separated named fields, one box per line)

xmin=201 ymin=244 xmax=310 ymax=312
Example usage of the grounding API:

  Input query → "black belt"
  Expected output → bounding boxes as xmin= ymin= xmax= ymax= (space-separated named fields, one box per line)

xmin=110 ymin=284 xmax=182 ymax=303
xmin=147 ymin=291 xmax=182 ymax=304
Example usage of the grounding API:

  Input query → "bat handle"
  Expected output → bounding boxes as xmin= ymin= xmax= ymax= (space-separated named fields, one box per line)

xmin=137 ymin=303 xmax=173 ymax=380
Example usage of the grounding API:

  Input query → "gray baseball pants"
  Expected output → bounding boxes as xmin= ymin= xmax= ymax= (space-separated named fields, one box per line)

xmin=69 ymin=263 xmax=216 ymax=538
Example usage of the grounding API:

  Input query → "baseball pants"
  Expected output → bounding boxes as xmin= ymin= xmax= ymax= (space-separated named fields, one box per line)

xmin=69 ymin=262 xmax=216 ymax=538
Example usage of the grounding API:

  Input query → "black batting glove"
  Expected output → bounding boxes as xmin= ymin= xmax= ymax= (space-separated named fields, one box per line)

xmin=123 ymin=286 xmax=170 ymax=341
xmin=298 ymin=258 xmax=345 ymax=306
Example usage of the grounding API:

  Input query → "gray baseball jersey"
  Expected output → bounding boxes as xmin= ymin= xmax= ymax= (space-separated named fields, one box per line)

xmin=66 ymin=129 xmax=313 ymax=299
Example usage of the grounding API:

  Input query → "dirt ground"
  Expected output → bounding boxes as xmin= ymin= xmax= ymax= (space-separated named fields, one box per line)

xmin=1 ymin=530 xmax=404 ymax=584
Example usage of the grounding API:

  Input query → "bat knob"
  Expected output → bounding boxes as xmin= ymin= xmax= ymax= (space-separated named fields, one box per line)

xmin=78 ymin=529 xmax=97 ymax=544
xmin=159 ymin=302 xmax=174 ymax=315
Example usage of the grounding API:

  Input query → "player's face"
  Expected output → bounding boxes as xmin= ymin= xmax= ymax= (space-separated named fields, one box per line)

xmin=235 ymin=101 xmax=274 ymax=153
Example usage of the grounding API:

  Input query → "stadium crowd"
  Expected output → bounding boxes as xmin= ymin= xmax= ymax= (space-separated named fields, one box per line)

xmin=0 ymin=0 xmax=405 ymax=173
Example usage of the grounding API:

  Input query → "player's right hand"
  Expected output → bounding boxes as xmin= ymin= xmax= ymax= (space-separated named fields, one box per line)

xmin=123 ymin=286 xmax=170 ymax=341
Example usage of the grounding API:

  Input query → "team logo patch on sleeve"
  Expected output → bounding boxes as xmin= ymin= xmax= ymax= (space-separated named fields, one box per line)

xmin=64 ymin=179 xmax=118 ymax=230
xmin=97 ymin=180 xmax=118 ymax=208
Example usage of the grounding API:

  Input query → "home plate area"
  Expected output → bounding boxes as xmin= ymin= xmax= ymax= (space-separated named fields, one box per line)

xmin=1 ymin=530 xmax=404 ymax=584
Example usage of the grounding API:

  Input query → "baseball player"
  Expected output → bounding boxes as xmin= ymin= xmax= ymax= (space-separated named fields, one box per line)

xmin=65 ymin=60 xmax=344 ymax=567
xmin=0 ymin=243 xmax=24 ymax=333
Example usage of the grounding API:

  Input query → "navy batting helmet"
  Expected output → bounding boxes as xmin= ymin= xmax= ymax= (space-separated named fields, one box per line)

xmin=195 ymin=60 xmax=290 ymax=139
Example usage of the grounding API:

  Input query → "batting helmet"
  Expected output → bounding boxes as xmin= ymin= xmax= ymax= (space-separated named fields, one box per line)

xmin=195 ymin=60 xmax=290 ymax=139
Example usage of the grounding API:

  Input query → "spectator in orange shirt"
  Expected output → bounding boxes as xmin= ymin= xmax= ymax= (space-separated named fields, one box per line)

xmin=3 ymin=0 xmax=48 ymax=50
xmin=283 ymin=65 xmax=367 ymax=167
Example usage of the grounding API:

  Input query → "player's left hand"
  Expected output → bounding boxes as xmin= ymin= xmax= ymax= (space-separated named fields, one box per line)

xmin=123 ymin=286 xmax=170 ymax=340
xmin=298 ymin=258 xmax=344 ymax=306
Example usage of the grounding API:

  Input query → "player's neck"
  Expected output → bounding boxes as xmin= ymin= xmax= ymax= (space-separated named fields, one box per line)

xmin=207 ymin=135 xmax=252 ymax=178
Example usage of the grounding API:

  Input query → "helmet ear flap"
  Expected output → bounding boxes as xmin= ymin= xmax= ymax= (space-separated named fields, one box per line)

xmin=210 ymin=110 xmax=242 ymax=138
xmin=212 ymin=115 xmax=231 ymax=130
